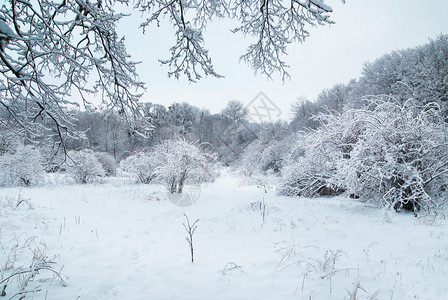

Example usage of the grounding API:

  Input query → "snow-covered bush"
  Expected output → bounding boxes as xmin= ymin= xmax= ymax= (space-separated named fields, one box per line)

xmin=119 ymin=152 xmax=158 ymax=184
xmin=280 ymin=99 xmax=448 ymax=212
xmin=153 ymin=139 xmax=217 ymax=194
xmin=335 ymin=101 xmax=448 ymax=211
xmin=94 ymin=152 xmax=117 ymax=176
xmin=0 ymin=145 xmax=45 ymax=187
xmin=279 ymin=110 xmax=361 ymax=197
xmin=260 ymin=139 xmax=291 ymax=174
xmin=240 ymin=138 xmax=291 ymax=176
xmin=239 ymin=123 xmax=291 ymax=176
xmin=66 ymin=149 xmax=105 ymax=184
xmin=239 ymin=141 xmax=263 ymax=176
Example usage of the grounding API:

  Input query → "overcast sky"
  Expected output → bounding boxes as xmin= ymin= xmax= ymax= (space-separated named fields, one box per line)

xmin=119 ymin=0 xmax=448 ymax=120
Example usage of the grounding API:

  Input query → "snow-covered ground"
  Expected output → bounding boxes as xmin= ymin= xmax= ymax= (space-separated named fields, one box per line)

xmin=1 ymin=171 xmax=447 ymax=299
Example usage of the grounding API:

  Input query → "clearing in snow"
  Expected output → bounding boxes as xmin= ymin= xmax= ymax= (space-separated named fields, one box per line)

xmin=1 ymin=171 xmax=447 ymax=299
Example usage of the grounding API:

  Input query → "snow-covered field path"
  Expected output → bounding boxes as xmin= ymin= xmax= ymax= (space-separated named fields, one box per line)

xmin=1 ymin=172 xmax=447 ymax=299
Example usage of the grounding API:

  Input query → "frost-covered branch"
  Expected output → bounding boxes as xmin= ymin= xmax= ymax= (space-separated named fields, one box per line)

xmin=231 ymin=0 xmax=334 ymax=80
xmin=1 ymin=0 xmax=338 ymax=151
xmin=0 ymin=0 xmax=145 ymax=151
xmin=139 ymin=0 xmax=224 ymax=82
xmin=138 ymin=0 xmax=336 ymax=81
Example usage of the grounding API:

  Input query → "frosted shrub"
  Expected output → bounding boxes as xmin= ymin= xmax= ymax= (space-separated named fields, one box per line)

xmin=153 ymin=139 xmax=217 ymax=194
xmin=66 ymin=149 xmax=105 ymax=184
xmin=0 ymin=145 xmax=45 ymax=187
xmin=279 ymin=110 xmax=361 ymax=197
xmin=119 ymin=152 xmax=158 ymax=184
xmin=39 ymin=145 xmax=66 ymax=172
xmin=239 ymin=141 xmax=263 ymax=176
xmin=336 ymin=101 xmax=448 ymax=212
xmin=259 ymin=139 xmax=291 ymax=174
xmin=94 ymin=152 xmax=117 ymax=176
xmin=239 ymin=123 xmax=292 ymax=176
xmin=281 ymin=99 xmax=448 ymax=212
xmin=240 ymin=138 xmax=291 ymax=176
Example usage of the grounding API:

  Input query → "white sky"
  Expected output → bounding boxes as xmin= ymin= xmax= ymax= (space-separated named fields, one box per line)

xmin=119 ymin=0 xmax=448 ymax=120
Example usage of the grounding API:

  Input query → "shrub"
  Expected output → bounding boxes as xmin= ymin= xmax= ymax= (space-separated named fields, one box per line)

xmin=66 ymin=149 xmax=105 ymax=184
xmin=280 ymin=99 xmax=448 ymax=212
xmin=153 ymin=139 xmax=217 ymax=194
xmin=336 ymin=101 xmax=448 ymax=211
xmin=0 ymin=145 xmax=45 ymax=187
xmin=239 ymin=123 xmax=292 ymax=176
xmin=279 ymin=110 xmax=359 ymax=197
xmin=94 ymin=152 xmax=117 ymax=176
xmin=119 ymin=152 xmax=158 ymax=184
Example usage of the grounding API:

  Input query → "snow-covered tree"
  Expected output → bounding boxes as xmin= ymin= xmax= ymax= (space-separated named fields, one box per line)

xmin=139 ymin=0 xmax=335 ymax=81
xmin=167 ymin=102 xmax=201 ymax=134
xmin=280 ymin=107 xmax=366 ymax=197
xmin=289 ymin=97 xmax=319 ymax=132
xmin=153 ymin=139 xmax=217 ymax=194
xmin=0 ymin=1 xmax=147 ymax=150
xmin=281 ymin=138 xmax=340 ymax=197
xmin=346 ymin=34 xmax=448 ymax=116
xmin=0 ymin=129 xmax=20 ymax=155
xmin=0 ymin=145 xmax=45 ymax=187
xmin=119 ymin=152 xmax=158 ymax=184
xmin=39 ymin=144 xmax=67 ymax=172
xmin=216 ymin=120 xmax=259 ymax=165
xmin=259 ymin=139 xmax=291 ymax=173
xmin=315 ymin=83 xmax=350 ymax=113
xmin=222 ymin=100 xmax=249 ymax=123
xmin=66 ymin=150 xmax=105 ymax=184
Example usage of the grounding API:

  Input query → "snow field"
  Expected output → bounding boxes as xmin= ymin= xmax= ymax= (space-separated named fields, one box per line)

xmin=1 ymin=172 xmax=447 ymax=299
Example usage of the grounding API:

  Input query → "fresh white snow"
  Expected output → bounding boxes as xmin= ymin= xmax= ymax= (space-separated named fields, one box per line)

xmin=1 ymin=171 xmax=447 ymax=299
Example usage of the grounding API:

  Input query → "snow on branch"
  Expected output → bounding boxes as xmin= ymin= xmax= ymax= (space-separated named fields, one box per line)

xmin=231 ymin=0 xmax=334 ymax=80
xmin=1 ymin=0 xmax=337 ymax=152
xmin=0 ymin=0 xmax=145 ymax=152
xmin=138 ymin=0 xmax=335 ymax=81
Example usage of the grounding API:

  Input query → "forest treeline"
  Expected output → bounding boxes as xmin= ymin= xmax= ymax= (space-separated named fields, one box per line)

xmin=1 ymin=35 xmax=447 ymax=212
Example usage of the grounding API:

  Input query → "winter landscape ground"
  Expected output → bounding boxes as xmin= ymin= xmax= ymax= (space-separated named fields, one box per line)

xmin=1 ymin=170 xmax=447 ymax=300
xmin=1 ymin=1 xmax=447 ymax=299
